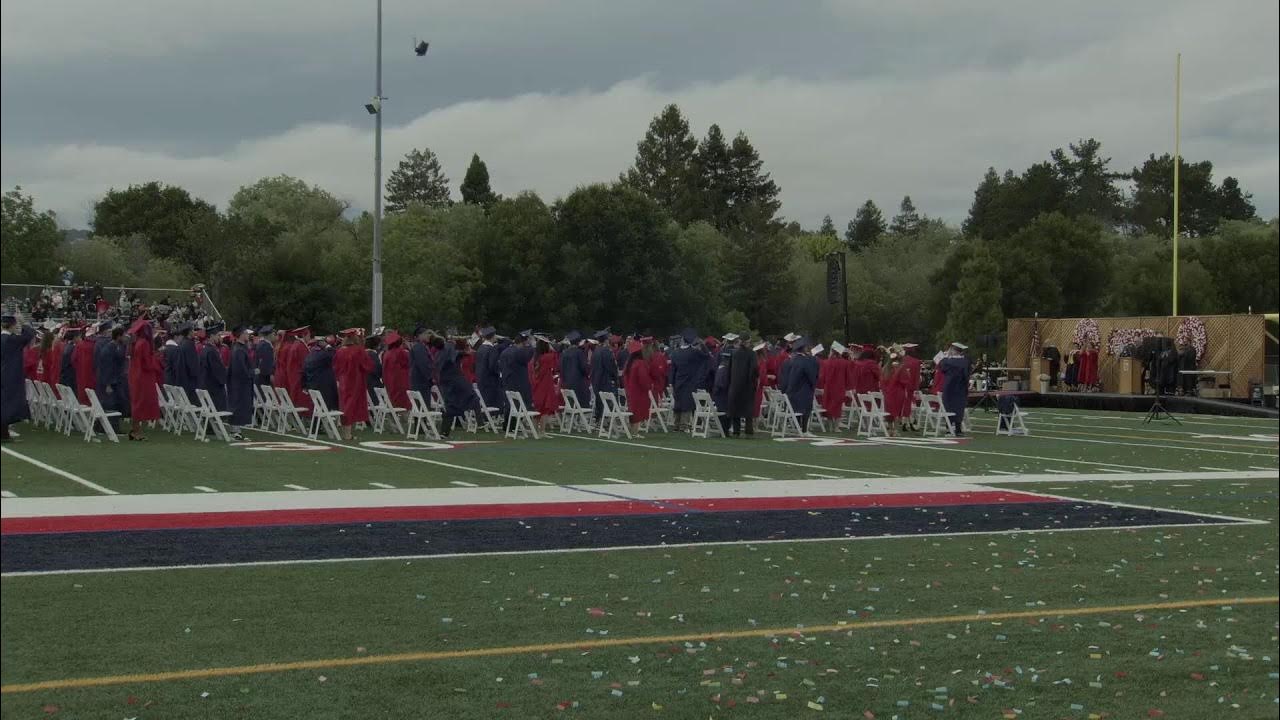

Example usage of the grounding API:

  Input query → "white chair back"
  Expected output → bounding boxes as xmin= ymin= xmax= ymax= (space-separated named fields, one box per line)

xmin=82 ymin=388 xmax=121 ymax=443
xmin=504 ymin=391 xmax=540 ymax=439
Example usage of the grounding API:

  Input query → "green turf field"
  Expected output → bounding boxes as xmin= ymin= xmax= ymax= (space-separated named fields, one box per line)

xmin=2 ymin=408 xmax=1277 ymax=719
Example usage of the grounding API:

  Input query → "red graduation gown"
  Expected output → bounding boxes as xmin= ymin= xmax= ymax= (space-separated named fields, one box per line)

xmin=532 ymin=351 xmax=561 ymax=416
xmin=460 ymin=351 xmax=476 ymax=384
xmin=623 ymin=357 xmax=653 ymax=422
xmin=74 ymin=338 xmax=97 ymax=403
xmin=902 ymin=355 xmax=922 ymax=407
xmin=23 ymin=346 xmax=40 ymax=381
xmin=766 ymin=351 xmax=789 ymax=387
xmin=882 ymin=364 xmax=914 ymax=420
xmin=282 ymin=340 xmax=310 ymax=410
xmin=382 ymin=345 xmax=410 ymax=409
xmin=754 ymin=358 xmax=767 ymax=417
xmin=852 ymin=359 xmax=881 ymax=395
xmin=648 ymin=351 xmax=669 ymax=397
xmin=128 ymin=338 xmax=163 ymax=422
xmin=333 ymin=344 xmax=374 ymax=424
xmin=1079 ymin=349 xmax=1099 ymax=386
xmin=820 ymin=357 xmax=850 ymax=421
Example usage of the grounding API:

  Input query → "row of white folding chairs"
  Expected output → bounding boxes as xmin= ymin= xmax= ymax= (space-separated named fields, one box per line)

xmin=25 ymin=380 xmax=120 ymax=442
xmin=159 ymin=384 xmax=235 ymax=442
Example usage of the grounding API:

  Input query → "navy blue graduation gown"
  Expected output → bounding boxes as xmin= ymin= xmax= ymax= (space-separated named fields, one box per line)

xmin=93 ymin=336 xmax=129 ymax=417
xmin=302 ymin=347 xmax=338 ymax=411
xmin=782 ymin=354 xmax=818 ymax=417
xmin=408 ymin=341 xmax=435 ymax=399
xmin=475 ymin=342 xmax=503 ymax=411
xmin=199 ymin=344 xmax=228 ymax=410
xmin=712 ymin=350 xmax=732 ymax=413
xmin=589 ymin=345 xmax=618 ymax=394
xmin=435 ymin=344 xmax=478 ymax=416
xmin=174 ymin=338 xmax=201 ymax=399
xmin=938 ymin=356 xmax=971 ymax=427
xmin=668 ymin=346 xmax=701 ymax=413
xmin=60 ymin=338 xmax=78 ymax=388
xmin=161 ymin=342 xmax=179 ymax=386
xmin=499 ymin=344 xmax=535 ymax=406
xmin=559 ymin=345 xmax=590 ymax=405
xmin=227 ymin=343 xmax=254 ymax=426
xmin=366 ymin=348 xmax=383 ymax=393
xmin=1 ymin=325 xmax=36 ymax=425
xmin=254 ymin=339 xmax=275 ymax=385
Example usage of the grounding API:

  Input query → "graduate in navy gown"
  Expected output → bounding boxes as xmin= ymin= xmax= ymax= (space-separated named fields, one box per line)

xmin=60 ymin=326 xmax=80 ymax=389
xmin=302 ymin=337 xmax=339 ymax=411
xmin=474 ymin=327 xmax=504 ymax=414
xmin=94 ymin=324 xmax=130 ymax=431
xmin=365 ymin=335 xmax=384 ymax=394
xmin=199 ymin=324 xmax=228 ymax=411
xmin=227 ymin=326 xmax=254 ymax=438
xmin=782 ymin=338 xmax=819 ymax=432
xmin=588 ymin=329 xmax=618 ymax=421
xmin=173 ymin=324 xmax=201 ymax=400
xmin=500 ymin=330 xmax=536 ymax=409
xmin=667 ymin=329 xmax=702 ymax=430
xmin=712 ymin=333 xmax=738 ymax=417
xmin=433 ymin=335 xmax=479 ymax=437
xmin=937 ymin=342 xmax=972 ymax=436
xmin=558 ymin=331 xmax=590 ymax=406
xmin=408 ymin=326 xmax=436 ymax=404
xmin=254 ymin=325 xmax=276 ymax=385
xmin=1 ymin=314 xmax=36 ymax=441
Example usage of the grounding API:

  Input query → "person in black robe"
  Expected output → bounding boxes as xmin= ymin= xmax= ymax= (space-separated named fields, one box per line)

xmin=668 ymin=329 xmax=702 ymax=430
xmin=588 ymin=329 xmax=618 ymax=421
xmin=1041 ymin=342 xmax=1061 ymax=388
xmin=199 ymin=327 xmax=228 ymax=411
xmin=781 ymin=339 xmax=819 ymax=432
xmin=365 ymin=335 xmax=384 ymax=395
xmin=726 ymin=335 xmax=759 ymax=437
xmin=254 ymin=326 xmax=276 ymax=386
xmin=474 ymin=327 xmax=504 ymax=416
xmin=500 ymin=330 xmax=536 ymax=409
xmin=302 ymin=339 xmax=339 ymax=411
xmin=558 ymin=331 xmax=590 ymax=407
xmin=173 ymin=324 xmax=201 ymax=400
xmin=60 ymin=327 xmax=79 ymax=389
xmin=94 ymin=325 xmax=129 ymax=432
xmin=1176 ymin=341 xmax=1198 ymax=395
xmin=938 ymin=342 xmax=972 ymax=436
xmin=433 ymin=336 xmax=479 ymax=437
xmin=408 ymin=326 xmax=436 ymax=404
xmin=227 ymin=327 xmax=254 ymax=438
xmin=712 ymin=334 xmax=737 ymax=419
xmin=1 ymin=314 xmax=37 ymax=441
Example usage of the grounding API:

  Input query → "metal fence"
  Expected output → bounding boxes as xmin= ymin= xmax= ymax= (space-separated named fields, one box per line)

xmin=1 ymin=283 xmax=223 ymax=326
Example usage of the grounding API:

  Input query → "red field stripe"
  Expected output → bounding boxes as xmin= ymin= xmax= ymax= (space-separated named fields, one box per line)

xmin=0 ymin=490 xmax=1056 ymax=535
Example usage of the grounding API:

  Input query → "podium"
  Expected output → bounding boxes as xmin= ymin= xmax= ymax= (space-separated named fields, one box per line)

xmin=1117 ymin=357 xmax=1143 ymax=394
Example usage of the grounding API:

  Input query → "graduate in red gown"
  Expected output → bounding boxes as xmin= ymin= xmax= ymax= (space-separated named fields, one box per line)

xmin=851 ymin=345 xmax=881 ymax=396
xmin=929 ymin=351 xmax=946 ymax=395
xmin=217 ymin=333 xmax=232 ymax=367
xmin=649 ymin=345 xmax=669 ymax=399
xmin=280 ymin=327 xmax=312 ymax=411
xmin=819 ymin=341 xmax=852 ymax=422
xmin=22 ymin=336 xmax=40 ymax=380
xmin=43 ymin=330 xmax=62 ymax=386
xmin=622 ymin=339 xmax=653 ymax=434
xmin=126 ymin=317 xmax=163 ymax=440
xmin=531 ymin=336 xmax=561 ymax=432
xmin=1079 ymin=343 xmax=1100 ymax=390
xmin=74 ymin=323 xmax=99 ymax=403
xmin=460 ymin=339 xmax=478 ymax=384
xmin=381 ymin=331 xmax=410 ymax=409
xmin=753 ymin=342 xmax=768 ymax=418
xmin=333 ymin=328 xmax=374 ymax=440
xmin=880 ymin=351 xmax=914 ymax=435
xmin=766 ymin=334 xmax=798 ymax=387
xmin=901 ymin=343 xmax=923 ymax=425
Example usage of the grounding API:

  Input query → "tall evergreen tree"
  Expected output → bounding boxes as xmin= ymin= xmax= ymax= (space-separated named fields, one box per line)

xmin=962 ymin=168 xmax=1003 ymax=239
xmin=939 ymin=243 xmax=1004 ymax=348
xmin=1214 ymin=176 xmax=1256 ymax=223
xmin=818 ymin=214 xmax=837 ymax=237
xmin=692 ymin=124 xmax=733 ymax=230
xmin=459 ymin=153 xmax=497 ymax=208
xmin=1050 ymin=138 xmax=1123 ymax=222
xmin=845 ymin=199 xmax=887 ymax=251
xmin=622 ymin=104 xmax=699 ymax=222
xmin=1127 ymin=154 xmax=1221 ymax=237
xmin=725 ymin=131 xmax=782 ymax=235
xmin=385 ymin=148 xmax=452 ymax=213
xmin=889 ymin=195 xmax=922 ymax=235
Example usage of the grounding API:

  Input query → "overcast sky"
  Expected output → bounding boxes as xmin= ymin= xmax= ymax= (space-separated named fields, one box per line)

xmin=2 ymin=0 xmax=1276 ymax=230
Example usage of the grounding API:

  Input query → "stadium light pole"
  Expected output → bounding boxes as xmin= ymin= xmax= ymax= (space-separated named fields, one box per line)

xmin=370 ymin=0 xmax=385 ymax=331
xmin=1171 ymin=52 xmax=1181 ymax=317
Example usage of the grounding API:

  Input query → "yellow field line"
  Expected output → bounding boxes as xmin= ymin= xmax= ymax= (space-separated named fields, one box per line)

xmin=3 ymin=595 xmax=1276 ymax=694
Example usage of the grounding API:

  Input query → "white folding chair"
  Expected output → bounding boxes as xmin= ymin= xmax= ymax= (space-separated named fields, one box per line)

xmin=429 ymin=386 xmax=445 ymax=412
xmin=910 ymin=390 xmax=927 ymax=429
xmin=596 ymin=391 xmax=632 ymax=439
xmin=251 ymin=384 xmax=270 ymax=428
xmin=995 ymin=403 xmax=1029 ymax=436
xmin=37 ymin=382 xmax=60 ymax=428
xmin=920 ymin=394 xmax=955 ymax=437
xmin=194 ymin=388 xmax=234 ymax=442
xmin=838 ymin=390 xmax=859 ymax=431
xmin=371 ymin=386 xmax=406 ymax=434
xmin=558 ymin=388 xmax=593 ymax=434
xmin=808 ymin=404 xmax=827 ymax=433
xmin=24 ymin=380 xmax=41 ymax=426
xmin=158 ymin=384 xmax=176 ymax=432
xmin=771 ymin=392 xmax=806 ymax=438
xmin=504 ymin=391 xmax=540 ymax=439
xmin=645 ymin=390 xmax=673 ymax=433
xmin=57 ymin=384 xmax=88 ymax=436
xmin=855 ymin=393 xmax=890 ymax=438
xmin=167 ymin=385 xmax=203 ymax=436
xmin=306 ymin=389 xmax=344 ymax=441
xmin=82 ymin=389 xmax=121 ymax=443
xmin=690 ymin=390 xmax=725 ymax=438
xmin=406 ymin=390 xmax=443 ymax=440
xmin=474 ymin=386 xmax=502 ymax=434
xmin=274 ymin=387 xmax=309 ymax=434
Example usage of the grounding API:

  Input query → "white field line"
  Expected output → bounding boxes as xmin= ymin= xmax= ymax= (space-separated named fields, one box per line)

xmin=283 ymin=484 xmax=310 ymax=491
xmin=1100 ymin=469 xmax=1132 ymax=473
xmin=1 ymin=490 xmax=15 ymax=498
xmin=193 ymin=486 xmax=218 ymax=493
xmin=0 ymin=447 xmax=117 ymax=495
xmin=859 ymin=437 xmax=1177 ymax=473
xmin=1249 ymin=466 xmax=1278 ymax=471
xmin=6 ymin=519 xmax=1262 ymax=578
xmin=988 ymin=470 xmax=1019 ymax=475
xmin=741 ymin=474 xmax=773 ymax=480
xmin=970 ymin=416 xmax=1280 ymax=437
xmin=1023 ymin=488 xmax=1267 ymax=526
xmin=600 ymin=477 xmax=632 ymax=484
xmin=1044 ymin=469 xmax=1078 ymax=475
xmin=550 ymin=433 xmax=894 ymax=477
xmin=450 ymin=481 xmax=479 ymax=488
xmin=1198 ymin=466 xmax=1234 ymax=472
xmin=1015 ymin=412 xmax=1280 ymax=432
xmin=969 ymin=470 xmax=1276 ymax=485
xmin=369 ymin=482 xmax=396 ymax=489
xmin=929 ymin=471 xmax=962 ymax=476
xmin=806 ymin=473 xmax=841 ymax=478
xmin=673 ymin=476 xmax=704 ymax=483
xmin=1018 ymin=434 xmax=1277 ymax=458
xmin=255 ymin=428 xmax=553 ymax=485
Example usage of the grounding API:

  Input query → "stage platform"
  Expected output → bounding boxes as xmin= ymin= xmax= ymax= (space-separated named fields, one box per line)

xmin=969 ymin=390 xmax=1279 ymax=418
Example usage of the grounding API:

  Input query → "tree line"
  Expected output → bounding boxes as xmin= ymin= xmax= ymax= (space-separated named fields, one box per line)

xmin=2 ymin=104 xmax=1276 ymax=349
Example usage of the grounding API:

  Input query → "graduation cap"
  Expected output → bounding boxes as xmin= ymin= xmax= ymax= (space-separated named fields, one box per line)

xmin=517 ymin=329 xmax=533 ymax=339
xmin=232 ymin=324 xmax=252 ymax=337
xmin=412 ymin=325 xmax=430 ymax=337
xmin=792 ymin=337 xmax=810 ymax=352
xmin=722 ymin=332 xmax=740 ymax=342
xmin=257 ymin=324 xmax=275 ymax=335
xmin=0 ymin=314 xmax=15 ymax=326
xmin=861 ymin=343 xmax=876 ymax=353
xmin=783 ymin=332 xmax=800 ymax=343
xmin=564 ymin=330 xmax=582 ymax=344
xmin=175 ymin=322 xmax=194 ymax=335
xmin=205 ymin=322 xmax=225 ymax=334
xmin=384 ymin=331 xmax=402 ymax=347
xmin=340 ymin=327 xmax=366 ymax=338
xmin=96 ymin=320 xmax=114 ymax=333
xmin=533 ymin=333 xmax=552 ymax=344
xmin=414 ymin=39 xmax=430 ymax=56
xmin=626 ymin=338 xmax=643 ymax=354
xmin=592 ymin=328 xmax=610 ymax=341
xmin=680 ymin=328 xmax=697 ymax=344
xmin=811 ymin=343 xmax=825 ymax=356
xmin=950 ymin=341 xmax=969 ymax=351
xmin=902 ymin=342 xmax=919 ymax=349
xmin=479 ymin=326 xmax=496 ymax=338
xmin=831 ymin=341 xmax=847 ymax=355
xmin=127 ymin=317 xmax=151 ymax=337
xmin=753 ymin=341 xmax=767 ymax=352
xmin=324 ymin=334 xmax=338 ymax=346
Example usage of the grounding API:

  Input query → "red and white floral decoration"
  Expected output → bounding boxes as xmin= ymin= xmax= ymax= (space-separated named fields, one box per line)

xmin=1106 ymin=328 xmax=1158 ymax=356
xmin=1176 ymin=316 xmax=1207 ymax=361
xmin=1072 ymin=318 xmax=1100 ymax=349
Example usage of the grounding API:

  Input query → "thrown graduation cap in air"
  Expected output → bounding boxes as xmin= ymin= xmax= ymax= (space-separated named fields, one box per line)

xmin=811 ymin=343 xmax=825 ymax=356
xmin=950 ymin=342 xmax=969 ymax=351
xmin=414 ymin=39 xmax=430 ymax=56
xmin=831 ymin=341 xmax=847 ymax=355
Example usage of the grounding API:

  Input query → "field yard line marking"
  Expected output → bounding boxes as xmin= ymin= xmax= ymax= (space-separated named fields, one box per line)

xmin=929 ymin=471 xmax=962 ymax=476
xmin=0 ymin=490 xmax=15 ymax=498
xmin=5 ymin=517 xmax=1265 ymax=578
xmin=965 ymin=420 xmax=1277 ymax=455
xmin=1198 ymin=466 xmax=1234 ymax=472
xmin=970 ymin=418 xmax=1279 ymax=444
xmin=987 ymin=470 xmax=1018 ymax=475
xmin=741 ymin=474 xmax=773 ymax=480
xmin=1249 ymin=466 xmax=1277 ymax=471
xmin=806 ymin=473 xmax=840 ymax=478
xmin=600 ymin=477 xmax=631 ymax=484
xmin=368 ymin=482 xmax=396 ymax=489
xmin=549 ymin=433 xmax=894 ymax=477
xmin=283 ymin=484 xmax=310 ymax=491
xmin=1018 ymin=488 xmax=1267 ymax=525
xmin=192 ymin=486 xmax=218 ymax=493
xmin=861 ymin=438 xmax=1176 ymax=473
xmin=0 ymin=448 xmax=117 ymax=495
xmin=449 ymin=481 xmax=478 ymax=488
xmin=673 ymin=476 xmax=704 ymax=483
xmin=4 ymin=596 xmax=1274 ymax=694
xmin=1100 ymin=469 xmax=1133 ymax=473
xmin=254 ymin=428 xmax=553 ymax=485
xmin=1044 ymin=469 xmax=1078 ymax=475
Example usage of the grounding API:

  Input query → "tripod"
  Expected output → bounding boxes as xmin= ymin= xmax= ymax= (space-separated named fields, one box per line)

xmin=1143 ymin=388 xmax=1180 ymax=424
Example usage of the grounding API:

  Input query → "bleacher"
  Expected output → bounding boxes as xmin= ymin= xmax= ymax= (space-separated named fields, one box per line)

xmin=0 ymin=283 xmax=223 ymax=329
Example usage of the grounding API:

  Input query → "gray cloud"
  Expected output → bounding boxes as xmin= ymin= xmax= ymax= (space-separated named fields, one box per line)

xmin=1 ymin=0 xmax=1275 ymax=228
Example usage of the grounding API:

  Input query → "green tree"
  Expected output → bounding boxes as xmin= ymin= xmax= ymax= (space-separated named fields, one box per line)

xmin=459 ymin=191 xmax=558 ymax=329
xmin=1000 ymin=212 xmax=1111 ymax=317
xmin=1214 ymin=177 xmax=1256 ymax=223
xmin=91 ymin=181 xmax=218 ymax=263
xmin=818 ymin=214 xmax=837 ymax=237
xmin=380 ymin=204 xmax=483 ymax=328
xmin=1127 ymin=154 xmax=1221 ymax=237
xmin=671 ymin=221 xmax=732 ymax=333
xmin=459 ymin=153 xmax=498 ymax=209
xmin=385 ymin=148 xmax=452 ymax=213
xmin=57 ymin=237 xmax=136 ymax=287
xmin=692 ymin=124 xmax=733 ymax=231
xmin=845 ymin=199 xmax=887 ymax=251
xmin=796 ymin=231 xmax=842 ymax=262
xmin=889 ymin=195 xmax=921 ymax=236
xmin=1050 ymin=138 xmax=1124 ymax=223
xmin=725 ymin=131 xmax=782 ymax=235
xmin=1196 ymin=220 xmax=1278 ymax=312
xmin=228 ymin=175 xmax=348 ymax=239
xmin=622 ymin=104 xmax=700 ymax=223
xmin=962 ymin=168 xmax=1004 ymax=239
xmin=1 ymin=187 xmax=62 ymax=283
xmin=939 ymin=243 xmax=1004 ymax=349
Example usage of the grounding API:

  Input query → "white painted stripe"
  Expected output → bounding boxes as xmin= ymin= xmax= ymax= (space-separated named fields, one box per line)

xmin=806 ymin=473 xmax=841 ymax=478
xmin=283 ymin=484 xmax=310 ymax=491
xmin=368 ymin=482 xmax=396 ymax=489
xmin=600 ymin=477 xmax=632 ymax=484
xmin=1 ymin=490 xmax=15 ymax=498
xmin=0 ymin=447 xmax=117 ymax=495
xmin=1044 ymin=469 xmax=1078 ymax=475
xmin=862 ymin=437 xmax=1176 ymax=473
xmin=551 ymin=433 xmax=894 ymax=477
xmin=966 ymin=421 xmax=1277 ymax=458
xmin=193 ymin=486 xmax=218 ymax=493
xmin=1198 ymin=466 xmax=1234 ymax=472
xmin=673 ymin=476 xmax=704 ymax=483
xmin=256 ymin=428 xmax=553 ymax=485
xmin=1248 ymin=466 xmax=1277 ymax=471
xmin=450 ymin=481 xmax=479 ymax=488
xmin=741 ymin=474 xmax=773 ymax=480
xmin=1099 ymin=469 xmax=1132 ymax=473
xmin=988 ymin=470 xmax=1018 ymax=475
xmin=929 ymin=471 xmax=962 ymax=476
